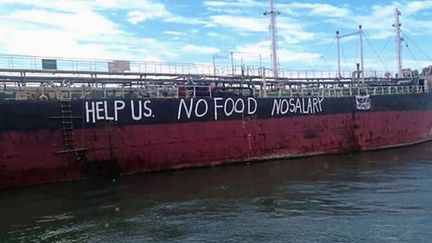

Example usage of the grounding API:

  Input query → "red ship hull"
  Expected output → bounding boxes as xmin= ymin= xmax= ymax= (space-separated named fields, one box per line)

xmin=1 ymin=107 xmax=432 ymax=188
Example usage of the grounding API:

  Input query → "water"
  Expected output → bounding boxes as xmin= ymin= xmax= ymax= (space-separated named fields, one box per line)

xmin=1 ymin=144 xmax=432 ymax=242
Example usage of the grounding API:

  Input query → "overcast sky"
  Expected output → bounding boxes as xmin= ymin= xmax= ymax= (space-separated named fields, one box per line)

xmin=1 ymin=0 xmax=432 ymax=72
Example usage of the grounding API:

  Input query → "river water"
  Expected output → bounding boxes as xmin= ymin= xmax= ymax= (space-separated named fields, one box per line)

xmin=1 ymin=144 xmax=432 ymax=242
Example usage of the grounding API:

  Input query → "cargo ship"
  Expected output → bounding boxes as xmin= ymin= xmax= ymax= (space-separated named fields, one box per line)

xmin=1 ymin=4 xmax=432 ymax=188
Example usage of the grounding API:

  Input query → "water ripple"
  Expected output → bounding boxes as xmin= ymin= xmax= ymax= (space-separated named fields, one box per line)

xmin=1 ymin=143 xmax=432 ymax=242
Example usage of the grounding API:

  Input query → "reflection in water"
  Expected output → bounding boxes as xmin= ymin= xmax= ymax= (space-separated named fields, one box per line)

xmin=1 ymin=144 xmax=432 ymax=242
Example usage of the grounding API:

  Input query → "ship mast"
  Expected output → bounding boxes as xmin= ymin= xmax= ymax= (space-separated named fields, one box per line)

xmin=359 ymin=25 xmax=364 ymax=80
xmin=394 ymin=8 xmax=403 ymax=77
xmin=336 ymin=31 xmax=341 ymax=78
xmin=336 ymin=25 xmax=364 ymax=79
xmin=264 ymin=0 xmax=280 ymax=78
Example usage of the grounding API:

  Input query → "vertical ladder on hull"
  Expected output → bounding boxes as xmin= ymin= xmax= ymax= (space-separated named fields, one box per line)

xmin=60 ymin=99 xmax=75 ymax=150
xmin=57 ymin=98 xmax=87 ymax=163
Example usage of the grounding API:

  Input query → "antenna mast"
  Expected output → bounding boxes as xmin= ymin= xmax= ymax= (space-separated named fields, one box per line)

xmin=264 ymin=0 xmax=280 ymax=78
xmin=336 ymin=25 xmax=364 ymax=79
xmin=394 ymin=8 xmax=403 ymax=77
xmin=359 ymin=25 xmax=364 ymax=80
xmin=336 ymin=31 xmax=341 ymax=78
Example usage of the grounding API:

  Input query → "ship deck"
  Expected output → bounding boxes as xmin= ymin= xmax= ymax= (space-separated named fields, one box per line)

xmin=0 ymin=54 xmax=428 ymax=100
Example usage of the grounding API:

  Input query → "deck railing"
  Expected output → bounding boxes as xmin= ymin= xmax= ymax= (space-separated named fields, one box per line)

xmin=260 ymin=85 xmax=424 ymax=98
xmin=0 ymin=53 xmax=389 ymax=79
xmin=0 ymin=54 xmax=424 ymax=100
xmin=0 ymin=84 xmax=424 ymax=101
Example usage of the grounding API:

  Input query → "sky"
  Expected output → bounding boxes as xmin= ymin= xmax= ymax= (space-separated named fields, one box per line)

xmin=1 ymin=0 xmax=432 ymax=73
